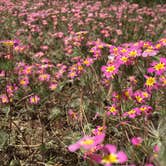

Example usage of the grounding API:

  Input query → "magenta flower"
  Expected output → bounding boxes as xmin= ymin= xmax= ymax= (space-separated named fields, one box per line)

xmin=68 ymin=134 xmax=105 ymax=152
xmin=106 ymin=104 xmax=118 ymax=116
xmin=144 ymin=75 xmax=157 ymax=90
xmin=153 ymin=144 xmax=160 ymax=153
xmin=145 ymin=164 xmax=154 ymax=166
xmin=123 ymin=88 xmax=133 ymax=100
xmin=123 ymin=108 xmax=140 ymax=119
xmin=101 ymin=63 xmax=119 ymax=79
xmin=148 ymin=57 xmax=166 ymax=75
xmin=83 ymin=57 xmax=94 ymax=66
xmin=19 ymin=76 xmax=29 ymax=87
xmin=0 ymin=94 xmax=9 ymax=104
xmin=38 ymin=73 xmax=50 ymax=82
xmin=133 ymin=91 xmax=145 ymax=104
xmin=139 ymin=105 xmax=152 ymax=115
xmin=49 ymin=83 xmax=58 ymax=91
xmin=128 ymin=48 xmax=141 ymax=58
xmin=92 ymin=126 xmax=106 ymax=136
xmin=100 ymin=144 xmax=127 ymax=166
xmin=159 ymin=75 xmax=166 ymax=87
xmin=29 ymin=95 xmax=40 ymax=104
xmin=131 ymin=137 xmax=143 ymax=146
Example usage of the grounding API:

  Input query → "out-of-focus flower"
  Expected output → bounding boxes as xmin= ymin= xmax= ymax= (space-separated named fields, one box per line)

xmin=142 ymin=49 xmax=158 ymax=57
xmin=29 ymin=95 xmax=40 ymax=104
xmin=68 ymin=134 xmax=105 ymax=152
xmin=92 ymin=126 xmax=106 ymax=136
xmin=49 ymin=83 xmax=58 ymax=91
xmin=123 ymin=108 xmax=140 ymax=118
xmin=38 ymin=73 xmax=50 ymax=82
xmin=131 ymin=137 xmax=143 ymax=146
xmin=19 ymin=77 xmax=29 ymax=87
xmin=106 ymin=104 xmax=118 ymax=116
xmin=0 ymin=94 xmax=9 ymax=104
xmin=100 ymin=144 xmax=127 ymax=166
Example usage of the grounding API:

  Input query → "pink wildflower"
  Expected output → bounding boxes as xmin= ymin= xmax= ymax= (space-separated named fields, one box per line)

xmin=100 ymin=144 xmax=127 ymax=166
xmin=144 ymin=75 xmax=157 ymax=90
xmin=148 ymin=57 xmax=166 ymax=75
xmin=49 ymin=83 xmax=57 ymax=91
xmin=19 ymin=77 xmax=29 ymax=87
xmin=153 ymin=144 xmax=160 ymax=153
xmin=131 ymin=137 xmax=143 ymax=146
xmin=83 ymin=57 xmax=94 ymax=66
xmin=29 ymin=95 xmax=40 ymax=104
xmin=123 ymin=108 xmax=140 ymax=118
xmin=92 ymin=126 xmax=106 ymax=136
xmin=0 ymin=94 xmax=9 ymax=104
xmin=38 ymin=73 xmax=50 ymax=82
xmin=139 ymin=105 xmax=152 ymax=115
xmin=68 ymin=134 xmax=105 ymax=152
xmin=106 ymin=104 xmax=118 ymax=116
xmin=101 ymin=63 xmax=119 ymax=79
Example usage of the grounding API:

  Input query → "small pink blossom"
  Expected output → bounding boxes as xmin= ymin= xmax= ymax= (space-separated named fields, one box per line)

xmin=29 ymin=95 xmax=40 ymax=104
xmin=68 ymin=134 xmax=105 ymax=152
xmin=131 ymin=137 xmax=143 ymax=146
xmin=100 ymin=144 xmax=127 ymax=166
xmin=148 ymin=57 xmax=166 ymax=75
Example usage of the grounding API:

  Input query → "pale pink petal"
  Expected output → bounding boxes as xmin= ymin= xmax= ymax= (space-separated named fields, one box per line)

xmin=117 ymin=151 xmax=128 ymax=163
xmin=105 ymin=144 xmax=117 ymax=153
xmin=94 ymin=133 xmax=105 ymax=144
xmin=68 ymin=143 xmax=80 ymax=152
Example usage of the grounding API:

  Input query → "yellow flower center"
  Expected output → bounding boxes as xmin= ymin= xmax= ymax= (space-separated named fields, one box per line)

xmin=69 ymin=72 xmax=76 ymax=77
xmin=121 ymin=56 xmax=128 ymax=62
xmin=128 ymin=109 xmax=136 ymax=115
xmin=83 ymin=60 xmax=90 ymax=65
xmin=136 ymin=96 xmax=143 ymax=102
xmin=98 ymin=45 xmax=103 ymax=49
xmin=102 ymin=154 xmax=118 ymax=164
xmin=146 ymin=77 xmax=156 ymax=86
xmin=81 ymin=139 xmax=94 ymax=145
xmin=106 ymin=65 xmax=115 ymax=72
xmin=20 ymin=79 xmax=26 ymax=85
xmin=129 ymin=51 xmax=137 ymax=57
xmin=121 ymin=49 xmax=127 ymax=53
xmin=2 ymin=97 xmax=8 ymax=103
xmin=154 ymin=63 xmax=165 ymax=71
xmin=140 ymin=107 xmax=146 ymax=112
xmin=155 ymin=44 xmax=161 ymax=49
xmin=109 ymin=106 xmax=116 ymax=113
xmin=142 ymin=92 xmax=149 ymax=98
xmin=145 ymin=49 xmax=153 ymax=52
xmin=78 ymin=65 xmax=83 ymax=71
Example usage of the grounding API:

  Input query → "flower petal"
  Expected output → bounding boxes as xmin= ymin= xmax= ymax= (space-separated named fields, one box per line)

xmin=104 ymin=144 xmax=117 ymax=153
xmin=117 ymin=151 xmax=128 ymax=163
xmin=68 ymin=143 xmax=80 ymax=152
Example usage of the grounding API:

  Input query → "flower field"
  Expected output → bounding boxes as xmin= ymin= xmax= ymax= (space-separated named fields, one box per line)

xmin=0 ymin=0 xmax=166 ymax=165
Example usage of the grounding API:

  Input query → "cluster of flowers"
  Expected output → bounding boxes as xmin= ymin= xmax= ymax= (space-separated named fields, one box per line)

xmin=1 ymin=0 xmax=165 ymax=57
xmin=68 ymin=132 xmax=128 ymax=166
xmin=0 ymin=1 xmax=165 ymax=165
xmin=0 ymin=38 xmax=165 ymax=107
